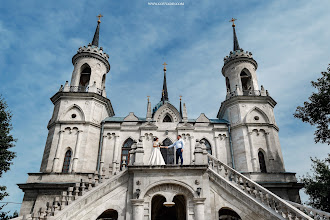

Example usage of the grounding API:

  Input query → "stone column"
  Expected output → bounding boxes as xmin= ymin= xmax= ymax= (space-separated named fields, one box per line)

xmin=112 ymin=135 xmax=120 ymax=175
xmin=265 ymin=132 xmax=274 ymax=160
xmin=52 ymin=129 xmax=64 ymax=172
xmin=193 ymin=198 xmax=206 ymax=220
xmin=247 ymin=131 xmax=258 ymax=172
xmin=131 ymin=199 xmax=144 ymax=220
xmin=71 ymin=130 xmax=83 ymax=173
xmin=214 ymin=136 xmax=219 ymax=159
xmin=189 ymin=136 xmax=194 ymax=164
xmin=99 ymin=134 xmax=107 ymax=175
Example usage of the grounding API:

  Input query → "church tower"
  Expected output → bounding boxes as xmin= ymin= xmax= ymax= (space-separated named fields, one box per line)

xmin=218 ymin=19 xmax=285 ymax=174
xmin=39 ymin=15 xmax=114 ymax=174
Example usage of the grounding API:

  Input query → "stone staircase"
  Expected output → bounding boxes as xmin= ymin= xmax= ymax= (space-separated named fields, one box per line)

xmin=14 ymin=170 xmax=128 ymax=220
xmin=207 ymin=154 xmax=325 ymax=220
xmin=14 ymin=155 xmax=330 ymax=220
xmin=286 ymin=201 xmax=330 ymax=220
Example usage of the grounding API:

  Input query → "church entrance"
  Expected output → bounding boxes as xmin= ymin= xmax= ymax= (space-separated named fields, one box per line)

xmin=151 ymin=195 xmax=186 ymax=220
xmin=161 ymin=138 xmax=174 ymax=164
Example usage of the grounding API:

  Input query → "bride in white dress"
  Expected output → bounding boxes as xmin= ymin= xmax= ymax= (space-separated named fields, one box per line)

xmin=148 ymin=137 xmax=166 ymax=165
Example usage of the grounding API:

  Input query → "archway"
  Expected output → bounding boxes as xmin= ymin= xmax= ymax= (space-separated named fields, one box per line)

xmin=151 ymin=195 xmax=186 ymax=220
xmin=160 ymin=138 xmax=174 ymax=164
xmin=96 ymin=209 xmax=118 ymax=220
xmin=219 ymin=208 xmax=241 ymax=220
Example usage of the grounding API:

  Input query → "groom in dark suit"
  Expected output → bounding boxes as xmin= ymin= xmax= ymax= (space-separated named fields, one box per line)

xmin=166 ymin=135 xmax=184 ymax=165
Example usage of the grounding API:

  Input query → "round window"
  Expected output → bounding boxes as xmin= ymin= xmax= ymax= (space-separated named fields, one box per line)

xmin=254 ymin=116 xmax=259 ymax=121
xmin=71 ymin=114 xmax=77 ymax=119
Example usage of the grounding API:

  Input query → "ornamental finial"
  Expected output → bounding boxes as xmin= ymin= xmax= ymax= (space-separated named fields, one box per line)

xmin=162 ymin=62 xmax=167 ymax=71
xmin=97 ymin=14 xmax=103 ymax=23
xmin=229 ymin=18 xmax=237 ymax=27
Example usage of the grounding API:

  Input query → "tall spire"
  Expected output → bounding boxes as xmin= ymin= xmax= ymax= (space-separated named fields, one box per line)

xmin=92 ymin=14 xmax=103 ymax=47
xmin=230 ymin=18 xmax=240 ymax=51
xmin=161 ymin=62 xmax=169 ymax=102
xmin=179 ymin=96 xmax=183 ymax=118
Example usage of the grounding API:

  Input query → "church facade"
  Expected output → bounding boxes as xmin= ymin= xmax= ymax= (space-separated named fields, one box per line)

xmin=14 ymin=18 xmax=321 ymax=220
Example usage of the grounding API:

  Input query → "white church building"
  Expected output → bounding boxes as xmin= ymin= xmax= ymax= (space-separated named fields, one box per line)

xmin=13 ymin=17 xmax=328 ymax=220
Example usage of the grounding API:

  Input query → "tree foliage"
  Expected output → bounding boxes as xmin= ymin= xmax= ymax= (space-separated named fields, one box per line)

xmin=294 ymin=65 xmax=330 ymax=145
xmin=301 ymin=154 xmax=330 ymax=212
xmin=0 ymin=95 xmax=17 ymax=219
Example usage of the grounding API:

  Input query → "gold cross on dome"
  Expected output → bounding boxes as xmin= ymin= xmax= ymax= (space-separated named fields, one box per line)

xmin=97 ymin=14 xmax=103 ymax=23
xmin=179 ymin=95 xmax=182 ymax=101
xmin=162 ymin=62 xmax=167 ymax=70
xmin=229 ymin=18 xmax=237 ymax=27
xmin=147 ymin=96 xmax=150 ymax=102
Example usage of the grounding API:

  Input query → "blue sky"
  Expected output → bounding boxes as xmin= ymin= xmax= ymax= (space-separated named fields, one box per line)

xmin=1 ymin=0 xmax=329 ymax=214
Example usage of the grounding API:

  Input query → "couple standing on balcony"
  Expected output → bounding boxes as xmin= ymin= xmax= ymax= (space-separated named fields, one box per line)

xmin=148 ymin=135 xmax=184 ymax=166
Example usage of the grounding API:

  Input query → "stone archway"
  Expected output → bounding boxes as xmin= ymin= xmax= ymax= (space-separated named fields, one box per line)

xmin=141 ymin=181 xmax=195 ymax=220
xmin=151 ymin=195 xmax=186 ymax=220
xmin=96 ymin=209 xmax=118 ymax=220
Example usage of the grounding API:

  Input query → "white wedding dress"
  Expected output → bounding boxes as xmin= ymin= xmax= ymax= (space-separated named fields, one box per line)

xmin=148 ymin=141 xmax=166 ymax=165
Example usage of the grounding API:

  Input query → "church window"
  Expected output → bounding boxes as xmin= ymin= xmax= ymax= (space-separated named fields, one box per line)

xmin=226 ymin=77 xmax=231 ymax=92
xmin=120 ymin=138 xmax=134 ymax=170
xmin=201 ymin=138 xmax=212 ymax=155
xmin=254 ymin=116 xmax=259 ymax=121
xmin=163 ymin=114 xmax=172 ymax=122
xmin=71 ymin=114 xmax=76 ymax=119
xmin=79 ymin=64 xmax=91 ymax=88
xmin=62 ymin=150 xmax=72 ymax=173
xmin=240 ymin=70 xmax=252 ymax=91
xmin=258 ymin=151 xmax=267 ymax=173
xmin=219 ymin=208 xmax=241 ymax=220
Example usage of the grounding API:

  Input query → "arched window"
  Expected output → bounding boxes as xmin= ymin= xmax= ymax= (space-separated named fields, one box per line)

xmin=96 ymin=209 xmax=118 ymax=220
xmin=79 ymin=64 xmax=91 ymax=88
xmin=219 ymin=208 xmax=241 ymax=220
xmin=240 ymin=70 xmax=252 ymax=91
xmin=62 ymin=150 xmax=72 ymax=173
xmin=120 ymin=138 xmax=134 ymax=170
xmin=226 ymin=77 xmax=231 ymax=92
xmin=163 ymin=114 xmax=172 ymax=122
xmin=258 ymin=151 xmax=267 ymax=173
xmin=201 ymin=138 xmax=212 ymax=155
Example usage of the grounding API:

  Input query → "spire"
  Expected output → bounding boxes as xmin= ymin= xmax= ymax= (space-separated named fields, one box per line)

xmin=230 ymin=18 xmax=240 ymax=51
xmin=92 ymin=14 xmax=103 ymax=47
xmin=179 ymin=96 xmax=183 ymax=118
xmin=161 ymin=62 xmax=169 ymax=102
xmin=146 ymin=96 xmax=152 ymax=121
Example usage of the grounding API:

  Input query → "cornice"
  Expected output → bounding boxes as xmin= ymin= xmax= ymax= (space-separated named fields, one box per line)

xmin=217 ymin=96 xmax=277 ymax=118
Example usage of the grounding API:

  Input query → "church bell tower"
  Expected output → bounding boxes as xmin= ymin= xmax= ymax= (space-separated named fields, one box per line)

xmin=218 ymin=19 xmax=285 ymax=174
xmin=39 ymin=15 xmax=114 ymax=174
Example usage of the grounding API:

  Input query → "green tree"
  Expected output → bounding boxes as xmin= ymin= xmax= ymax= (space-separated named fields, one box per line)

xmin=294 ymin=64 xmax=330 ymax=145
xmin=301 ymin=154 xmax=330 ymax=212
xmin=0 ymin=95 xmax=17 ymax=218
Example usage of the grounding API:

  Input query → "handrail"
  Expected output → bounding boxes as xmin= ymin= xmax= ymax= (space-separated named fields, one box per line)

xmin=207 ymin=154 xmax=312 ymax=220
xmin=50 ymin=170 xmax=128 ymax=220
xmin=286 ymin=200 xmax=330 ymax=220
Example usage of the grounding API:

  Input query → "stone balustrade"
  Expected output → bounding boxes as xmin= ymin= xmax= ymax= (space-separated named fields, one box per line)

xmin=207 ymin=154 xmax=312 ymax=220
xmin=58 ymin=81 xmax=104 ymax=96
xmin=226 ymin=86 xmax=269 ymax=100
xmin=15 ymin=170 xmax=127 ymax=220
xmin=286 ymin=200 xmax=330 ymax=220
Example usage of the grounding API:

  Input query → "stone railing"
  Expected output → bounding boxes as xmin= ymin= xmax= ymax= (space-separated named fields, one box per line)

xmin=286 ymin=200 xmax=330 ymax=220
xmin=207 ymin=154 xmax=312 ymax=220
xmin=15 ymin=170 xmax=127 ymax=220
xmin=58 ymin=81 xmax=103 ymax=96
xmin=226 ymin=86 xmax=269 ymax=100
xmin=50 ymin=170 xmax=128 ymax=220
